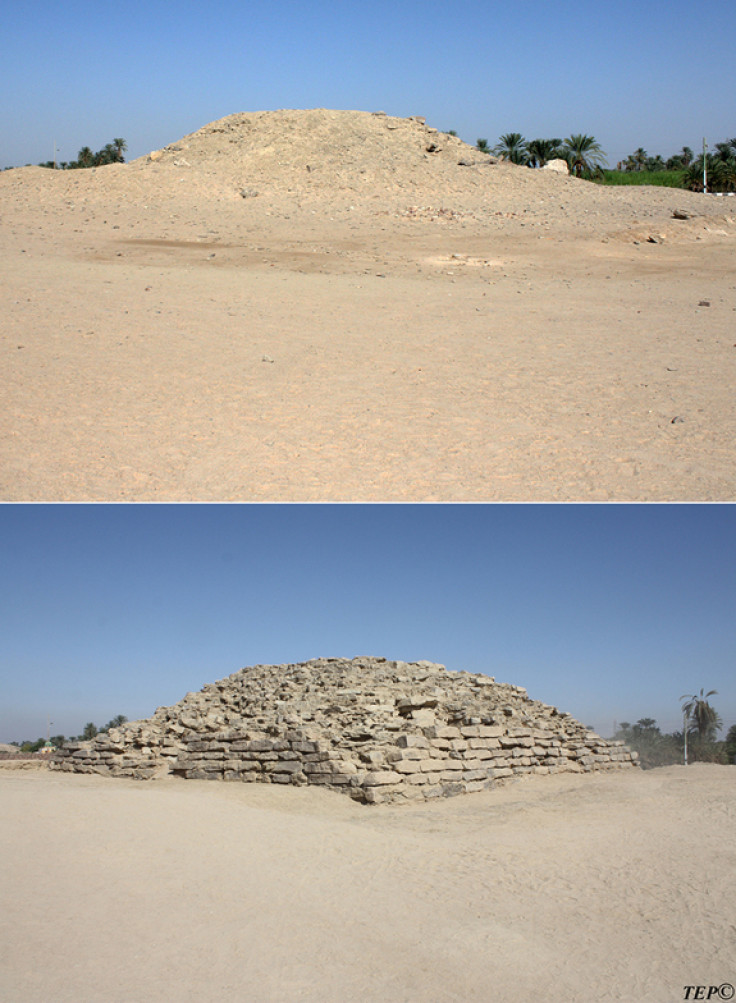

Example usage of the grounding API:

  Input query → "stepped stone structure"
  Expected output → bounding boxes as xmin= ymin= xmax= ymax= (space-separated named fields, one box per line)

xmin=51 ymin=658 xmax=638 ymax=804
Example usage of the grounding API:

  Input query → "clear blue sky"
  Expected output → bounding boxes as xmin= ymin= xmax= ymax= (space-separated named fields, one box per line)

xmin=2 ymin=0 xmax=734 ymax=170
xmin=1 ymin=504 xmax=733 ymax=743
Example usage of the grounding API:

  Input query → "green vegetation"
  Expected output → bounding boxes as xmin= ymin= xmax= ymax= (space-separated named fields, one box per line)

xmin=598 ymin=169 xmax=685 ymax=188
xmin=604 ymin=137 xmax=736 ymax=192
xmin=489 ymin=132 xmax=607 ymax=175
xmin=563 ymin=133 xmax=607 ymax=177
xmin=527 ymin=138 xmax=563 ymax=168
xmin=615 ymin=719 xmax=683 ymax=769
xmin=13 ymin=714 xmax=128 ymax=752
xmin=615 ymin=689 xmax=732 ymax=769
xmin=38 ymin=137 xmax=127 ymax=170
xmin=484 ymin=129 xmax=735 ymax=190
xmin=493 ymin=132 xmax=529 ymax=164
xmin=681 ymin=689 xmax=722 ymax=742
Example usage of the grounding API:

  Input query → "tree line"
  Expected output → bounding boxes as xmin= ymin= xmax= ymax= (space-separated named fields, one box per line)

xmin=615 ymin=689 xmax=735 ymax=769
xmin=472 ymin=132 xmax=607 ymax=177
xmin=461 ymin=130 xmax=736 ymax=192
xmin=616 ymin=138 xmax=736 ymax=192
xmin=11 ymin=714 xmax=128 ymax=753
xmin=38 ymin=138 xmax=127 ymax=170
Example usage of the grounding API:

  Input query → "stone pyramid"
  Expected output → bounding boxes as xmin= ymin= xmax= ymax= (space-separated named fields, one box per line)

xmin=52 ymin=657 xmax=637 ymax=803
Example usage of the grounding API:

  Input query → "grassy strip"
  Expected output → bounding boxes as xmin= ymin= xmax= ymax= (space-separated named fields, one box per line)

xmin=596 ymin=169 xmax=686 ymax=188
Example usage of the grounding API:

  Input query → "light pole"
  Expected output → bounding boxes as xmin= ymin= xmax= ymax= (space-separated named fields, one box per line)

xmin=683 ymin=709 xmax=689 ymax=766
xmin=703 ymin=137 xmax=708 ymax=194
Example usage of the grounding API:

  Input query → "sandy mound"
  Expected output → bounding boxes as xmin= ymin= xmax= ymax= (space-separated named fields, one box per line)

xmin=2 ymin=109 xmax=734 ymax=501
xmin=4 ymin=108 xmax=730 ymax=234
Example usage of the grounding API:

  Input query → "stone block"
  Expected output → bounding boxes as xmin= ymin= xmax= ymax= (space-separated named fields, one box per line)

xmin=462 ymin=769 xmax=488 ymax=781
xmin=436 ymin=726 xmax=461 ymax=739
xmin=469 ymin=738 xmax=501 ymax=751
xmin=394 ymin=760 xmax=423 ymax=774
xmin=396 ymin=735 xmax=429 ymax=749
xmin=362 ymin=770 xmax=402 ymax=787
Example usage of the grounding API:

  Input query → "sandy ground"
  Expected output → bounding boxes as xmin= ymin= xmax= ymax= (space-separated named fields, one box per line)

xmin=2 ymin=110 xmax=735 ymax=501
xmin=1 ymin=764 xmax=733 ymax=1002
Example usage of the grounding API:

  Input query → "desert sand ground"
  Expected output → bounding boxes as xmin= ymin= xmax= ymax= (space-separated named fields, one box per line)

xmin=2 ymin=109 xmax=735 ymax=501
xmin=0 ymin=764 xmax=733 ymax=1002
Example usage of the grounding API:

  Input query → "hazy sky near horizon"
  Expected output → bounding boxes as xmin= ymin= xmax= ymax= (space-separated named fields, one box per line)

xmin=2 ymin=0 xmax=734 ymax=170
xmin=1 ymin=504 xmax=734 ymax=743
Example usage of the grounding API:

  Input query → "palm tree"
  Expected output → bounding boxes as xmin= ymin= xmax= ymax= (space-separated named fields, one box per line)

xmin=527 ymin=138 xmax=563 ymax=168
xmin=680 ymin=689 xmax=722 ymax=742
xmin=76 ymin=146 xmax=95 ymax=168
xmin=628 ymin=147 xmax=647 ymax=172
xmin=713 ymin=141 xmax=734 ymax=163
xmin=492 ymin=133 xmax=528 ymax=165
xmin=680 ymin=146 xmax=694 ymax=167
xmin=112 ymin=138 xmax=127 ymax=162
xmin=476 ymin=138 xmax=490 ymax=153
xmin=562 ymin=134 xmax=607 ymax=177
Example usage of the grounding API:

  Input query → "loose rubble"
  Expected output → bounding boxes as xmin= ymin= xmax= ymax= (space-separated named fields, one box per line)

xmin=52 ymin=657 xmax=638 ymax=803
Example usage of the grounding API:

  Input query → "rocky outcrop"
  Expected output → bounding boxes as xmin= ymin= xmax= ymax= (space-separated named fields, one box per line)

xmin=51 ymin=657 xmax=637 ymax=803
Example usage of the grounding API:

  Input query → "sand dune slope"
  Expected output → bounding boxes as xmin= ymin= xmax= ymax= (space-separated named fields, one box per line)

xmin=1 ymin=765 xmax=733 ymax=1002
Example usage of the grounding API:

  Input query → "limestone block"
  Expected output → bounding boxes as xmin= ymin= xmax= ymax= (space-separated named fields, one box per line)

xmin=477 ymin=726 xmax=503 ymax=738
xmin=394 ymin=760 xmax=423 ymax=774
xmin=435 ymin=726 xmax=462 ymax=739
xmin=429 ymin=738 xmax=452 ymax=750
xmin=362 ymin=770 xmax=402 ymax=787
xmin=270 ymin=761 xmax=302 ymax=773
xmin=464 ymin=781 xmax=487 ymax=793
xmin=396 ymin=734 xmax=430 ymax=749
xmin=438 ymin=759 xmax=463 ymax=772
xmin=463 ymin=769 xmax=488 ymax=781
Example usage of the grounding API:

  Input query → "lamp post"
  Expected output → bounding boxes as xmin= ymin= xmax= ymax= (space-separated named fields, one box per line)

xmin=703 ymin=137 xmax=707 ymax=194
xmin=683 ymin=709 xmax=689 ymax=766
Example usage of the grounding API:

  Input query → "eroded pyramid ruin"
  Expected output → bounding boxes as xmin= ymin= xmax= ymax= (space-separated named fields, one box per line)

xmin=52 ymin=657 xmax=637 ymax=803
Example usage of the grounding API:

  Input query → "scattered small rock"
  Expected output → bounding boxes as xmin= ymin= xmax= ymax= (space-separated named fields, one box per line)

xmin=698 ymin=300 xmax=711 ymax=307
xmin=262 ymin=354 xmax=274 ymax=363
xmin=672 ymin=209 xmax=691 ymax=220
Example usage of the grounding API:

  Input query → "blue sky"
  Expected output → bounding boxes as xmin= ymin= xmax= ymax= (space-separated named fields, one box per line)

xmin=2 ymin=0 xmax=734 ymax=170
xmin=1 ymin=504 xmax=733 ymax=743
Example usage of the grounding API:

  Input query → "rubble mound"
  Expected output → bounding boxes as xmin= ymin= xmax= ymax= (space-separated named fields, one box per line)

xmin=52 ymin=657 xmax=638 ymax=804
xmin=136 ymin=108 xmax=492 ymax=193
